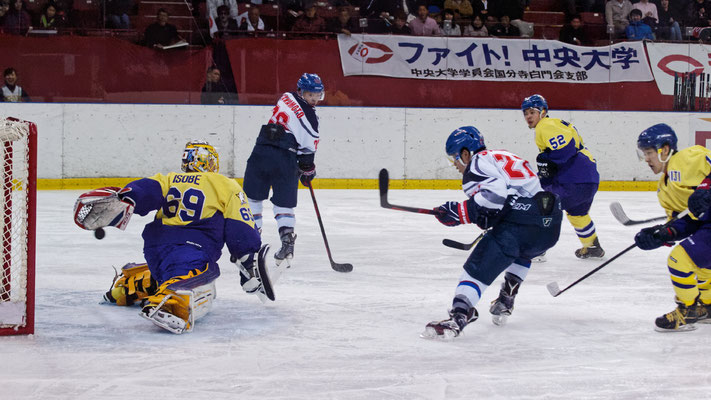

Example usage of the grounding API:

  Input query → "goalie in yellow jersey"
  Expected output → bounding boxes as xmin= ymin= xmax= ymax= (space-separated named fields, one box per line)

xmin=633 ymin=124 xmax=711 ymax=332
xmin=522 ymin=94 xmax=605 ymax=260
xmin=73 ymin=140 xmax=273 ymax=334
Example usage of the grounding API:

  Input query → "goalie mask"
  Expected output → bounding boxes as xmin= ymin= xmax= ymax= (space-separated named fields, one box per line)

xmin=181 ymin=140 xmax=219 ymax=173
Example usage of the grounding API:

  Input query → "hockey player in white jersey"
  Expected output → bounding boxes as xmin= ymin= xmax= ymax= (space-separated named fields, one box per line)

xmin=423 ymin=126 xmax=563 ymax=339
xmin=242 ymin=73 xmax=323 ymax=267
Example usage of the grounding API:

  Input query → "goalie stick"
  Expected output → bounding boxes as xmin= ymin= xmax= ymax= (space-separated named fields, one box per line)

xmin=378 ymin=168 xmax=437 ymax=215
xmin=442 ymin=229 xmax=488 ymax=251
xmin=307 ymin=183 xmax=354 ymax=273
xmin=547 ymin=209 xmax=689 ymax=297
xmin=609 ymin=202 xmax=666 ymax=226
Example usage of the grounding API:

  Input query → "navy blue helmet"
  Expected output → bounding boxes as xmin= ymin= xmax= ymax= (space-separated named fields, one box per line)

xmin=521 ymin=94 xmax=548 ymax=114
xmin=446 ymin=126 xmax=486 ymax=160
xmin=297 ymin=73 xmax=325 ymax=99
xmin=637 ymin=123 xmax=678 ymax=153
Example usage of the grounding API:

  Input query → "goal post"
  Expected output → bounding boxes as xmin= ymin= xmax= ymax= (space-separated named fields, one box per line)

xmin=0 ymin=117 xmax=37 ymax=336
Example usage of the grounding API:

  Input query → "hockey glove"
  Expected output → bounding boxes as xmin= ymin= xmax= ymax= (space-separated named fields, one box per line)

xmin=234 ymin=253 xmax=262 ymax=294
xmin=435 ymin=201 xmax=465 ymax=227
xmin=73 ymin=187 xmax=135 ymax=231
xmin=536 ymin=152 xmax=558 ymax=180
xmin=299 ymin=163 xmax=316 ymax=186
xmin=475 ymin=206 xmax=500 ymax=230
xmin=634 ymin=225 xmax=678 ymax=250
xmin=688 ymin=175 xmax=711 ymax=219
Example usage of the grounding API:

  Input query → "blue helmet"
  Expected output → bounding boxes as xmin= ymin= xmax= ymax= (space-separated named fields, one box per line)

xmin=521 ymin=94 xmax=548 ymax=114
xmin=297 ymin=73 xmax=325 ymax=97
xmin=445 ymin=126 xmax=486 ymax=159
xmin=637 ymin=123 xmax=678 ymax=152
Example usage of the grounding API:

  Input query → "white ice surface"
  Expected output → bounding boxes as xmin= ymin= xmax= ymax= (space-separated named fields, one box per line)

xmin=2 ymin=189 xmax=711 ymax=399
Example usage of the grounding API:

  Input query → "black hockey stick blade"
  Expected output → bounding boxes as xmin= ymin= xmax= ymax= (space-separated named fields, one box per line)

xmin=378 ymin=168 xmax=437 ymax=215
xmin=308 ymin=184 xmax=353 ymax=273
xmin=442 ymin=230 xmax=488 ymax=251
xmin=257 ymin=244 xmax=275 ymax=301
xmin=609 ymin=202 xmax=666 ymax=226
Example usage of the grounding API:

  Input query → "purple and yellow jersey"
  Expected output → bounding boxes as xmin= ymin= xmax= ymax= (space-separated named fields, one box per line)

xmin=534 ymin=117 xmax=599 ymax=184
xmin=121 ymin=172 xmax=261 ymax=262
xmin=659 ymin=145 xmax=711 ymax=219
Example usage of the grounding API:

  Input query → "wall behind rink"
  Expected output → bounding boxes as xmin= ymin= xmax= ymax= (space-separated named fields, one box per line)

xmin=2 ymin=103 xmax=708 ymax=185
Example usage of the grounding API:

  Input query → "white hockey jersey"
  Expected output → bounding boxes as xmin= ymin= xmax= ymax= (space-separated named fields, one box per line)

xmin=463 ymin=149 xmax=542 ymax=210
xmin=268 ymin=92 xmax=320 ymax=156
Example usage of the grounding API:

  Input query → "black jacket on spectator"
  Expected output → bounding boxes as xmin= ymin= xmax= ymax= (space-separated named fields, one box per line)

xmin=558 ymin=24 xmax=588 ymax=45
xmin=490 ymin=22 xmax=520 ymax=36
xmin=144 ymin=22 xmax=180 ymax=47
xmin=326 ymin=16 xmax=359 ymax=33
xmin=201 ymin=81 xmax=239 ymax=105
xmin=389 ymin=24 xmax=411 ymax=34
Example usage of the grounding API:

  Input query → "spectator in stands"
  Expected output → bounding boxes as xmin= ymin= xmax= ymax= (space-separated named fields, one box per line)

xmin=37 ymin=3 xmax=65 ymax=29
xmin=201 ymin=66 xmax=239 ymax=105
xmin=496 ymin=0 xmax=523 ymax=21
xmin=239 ymin=6 xmax=268 ymax=34
xmin=0 ymin=1 xmax=8 ymax=27
xmin=444 ymin=0 xmax=473 ymax=17
xmin=472 ymin=0 xmax=494 ymax=21
xmin=686 ymin=0 xmax=711 ymax=28
xmin=462 ymin=13 xmax=488 ymax=36
xmin=106 ymin=0 xmax=133 ymax=29
xmin=2 ymin=0 xmax=31 ymax=35
xmin=144 ymin=8 xmax=184 ymax=48
xmin=292 ymin=3 xmax=327 ymax=33
xmin=440 ymin=8 xmax=461 ymax=35
xmin=389 ymin=10 xmax=411 ymax=34
xmin=208 ymin=0 xmax=239 ymax=25
xmin=558 ymin=14 xmax=588 ymax=45
xmin=657 ymin=0 xmax=683 ymax=41
xmin=327 ymin=6 xmax=358 ymax=34
xmin=634 ymin=0 xmax=658 ymax=29
xmin=490 ymin=14 xmax=519 ymax=36
xmin=2 ymin=67 xmax=30 ymax=102
xmin=605 ymin=0 xmax=633 ymax=38
xmin=626 ymin=8 xmax=655 ymax=39
xmin=409 ymin=3 xmax=441 ymax=35
xmin=215 ymin=5 xmax=240 ymax=38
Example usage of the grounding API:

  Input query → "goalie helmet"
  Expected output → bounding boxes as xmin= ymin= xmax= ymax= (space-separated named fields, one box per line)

xmin=181 ymin=140 xmax=219 ymax=173
xmin=445 ymin=126 xmax=486 ymax=162
xmin=521 ymin=94 xmax=548 ymax=114
xmin=297 ymin=73 xmax=325 ymax=100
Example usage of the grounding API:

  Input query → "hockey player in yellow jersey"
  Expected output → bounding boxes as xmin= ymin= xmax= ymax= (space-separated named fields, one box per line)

xmin=633 ymin=124 xmax=711 ymax=332
xmin=522 ymin=94 xmax=604 ymax=259
xmin=73 ymin=140 xmax=273 ymax=334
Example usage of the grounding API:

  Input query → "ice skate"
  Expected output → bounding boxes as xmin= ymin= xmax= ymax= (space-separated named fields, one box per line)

xmin=575 ymin=237 xmax=605 ymax=259
xmin=489 ymin=273 xmax=523 ymax=326
xmin=654 ymin=299 xmax=703 ymax=332
xmin=531 ymin=251 xmax=546 ymax=263
xmin=274 ymin=227 xmax=296 ymax=267
xmin=694 ymin=300 xmax=711 ymax=324
xmin=421 ymin=308 xmax=478 ymax=340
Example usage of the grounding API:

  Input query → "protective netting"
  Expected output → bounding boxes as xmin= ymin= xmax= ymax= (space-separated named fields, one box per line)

xmin=0 ymin=118 xmax=32 ymax=330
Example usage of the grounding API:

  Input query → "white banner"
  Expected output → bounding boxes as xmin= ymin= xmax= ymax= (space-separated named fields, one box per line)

xmin=646 ymin=42 xmax=711 ymax=95
xmin=337 ymin=34 xmax=653 ymax=83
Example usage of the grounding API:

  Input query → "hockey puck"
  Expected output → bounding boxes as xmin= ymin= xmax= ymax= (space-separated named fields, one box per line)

xmin=94 ymin=228 xmax=105 ymax=240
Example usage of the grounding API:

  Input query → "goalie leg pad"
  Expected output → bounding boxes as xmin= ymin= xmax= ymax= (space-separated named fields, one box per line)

xmin=73 ymin=187 xmax=135 ymax=231
xmin=141 ymin=263 xmax=218 ymax=333
xmin=103 ymin=263 xmax=158 ymax=306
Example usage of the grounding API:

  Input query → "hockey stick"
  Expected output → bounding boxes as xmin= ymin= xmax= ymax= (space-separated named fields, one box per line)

xmin=379 ymin=168 xmax=437 ymax=215
xmin=547 ymin=209 xmax=689 ymax=297
xmin=442 ymin=229 xmax=488 ymax=251
xmin=609 ymin=202 xmax=667 ymax=226
xmin=307 ymin=183 xmax=354 ymax=273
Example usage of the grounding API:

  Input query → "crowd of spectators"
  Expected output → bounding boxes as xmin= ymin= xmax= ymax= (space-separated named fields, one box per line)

xmin=2 ymin=0 xmax=711 ymax=44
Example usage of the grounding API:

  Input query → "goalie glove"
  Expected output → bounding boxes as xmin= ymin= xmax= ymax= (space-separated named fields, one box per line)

xmin=232 ymin=244 xmax=275 ymax=302
xmin=73 ymin=187 xmax=135 ymax=231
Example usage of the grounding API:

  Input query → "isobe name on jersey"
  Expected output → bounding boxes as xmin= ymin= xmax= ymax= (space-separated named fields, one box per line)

xmin=281 ymin=94 xmax=305 ymax=118
xmin=173 ymin=174 xmax=203 ymax=184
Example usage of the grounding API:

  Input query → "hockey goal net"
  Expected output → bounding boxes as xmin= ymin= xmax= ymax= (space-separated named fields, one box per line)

xmin=0 ymin=117 xmax=36 ymax=336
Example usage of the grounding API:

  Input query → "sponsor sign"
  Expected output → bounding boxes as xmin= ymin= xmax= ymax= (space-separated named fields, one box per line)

xmin=337 ymin=34 xmax=653 ymax=83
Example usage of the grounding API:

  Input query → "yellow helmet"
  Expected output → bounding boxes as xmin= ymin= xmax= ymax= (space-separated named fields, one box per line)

xmin=181 ymin=140 xmax=219 ymax=173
